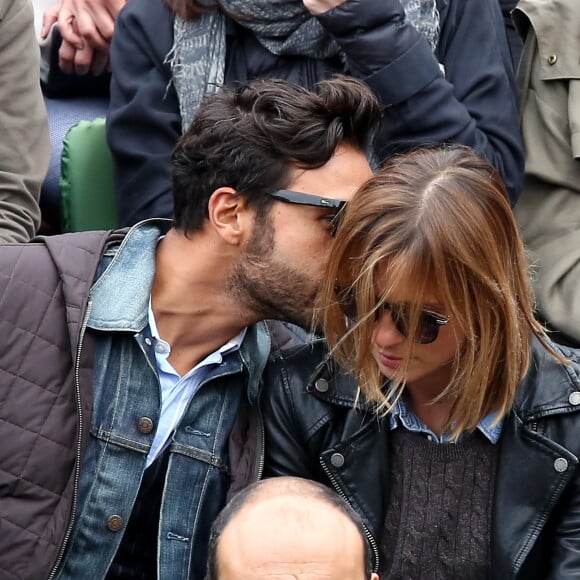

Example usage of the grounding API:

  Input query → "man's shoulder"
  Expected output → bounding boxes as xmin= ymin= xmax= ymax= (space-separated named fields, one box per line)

xmin=0 ymin=230 xmax=115 ymax=303
xmin=37 ymin=230 xmax=115 ymax=276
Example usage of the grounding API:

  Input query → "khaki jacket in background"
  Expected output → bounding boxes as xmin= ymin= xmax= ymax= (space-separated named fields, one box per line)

xmin=0 ymin=0 xmax=49 ymax=242
xmin=513 ymin=0 xmax=580 ymax=342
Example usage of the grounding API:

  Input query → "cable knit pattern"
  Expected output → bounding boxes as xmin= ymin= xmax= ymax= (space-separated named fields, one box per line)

xmin=381 ymin=430 xmax=497 ymax=579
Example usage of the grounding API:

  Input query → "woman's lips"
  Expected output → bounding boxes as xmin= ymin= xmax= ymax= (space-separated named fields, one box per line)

xmin=376 ymin=352 xmax=403 ymax=370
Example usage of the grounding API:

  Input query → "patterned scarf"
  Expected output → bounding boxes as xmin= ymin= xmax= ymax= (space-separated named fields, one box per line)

xmin=170 ymin=0 xmax=440 ymax=131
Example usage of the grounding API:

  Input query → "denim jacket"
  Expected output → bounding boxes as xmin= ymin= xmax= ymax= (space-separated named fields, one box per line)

xmin=56 ymin=220 xmax=274 ymax=579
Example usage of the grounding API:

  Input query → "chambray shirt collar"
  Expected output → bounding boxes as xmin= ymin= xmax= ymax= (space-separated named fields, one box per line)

xmin=147 ymin=299 xmax=247 ymax=368
xmin=88 ymin=219 xmax=171 ymax=331
xmin=388 ymin=398 xmax=503 ymax=444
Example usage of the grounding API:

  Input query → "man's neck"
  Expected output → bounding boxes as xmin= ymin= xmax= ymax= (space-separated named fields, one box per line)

xmin=150 ymin=230 xmax=252 ymax=374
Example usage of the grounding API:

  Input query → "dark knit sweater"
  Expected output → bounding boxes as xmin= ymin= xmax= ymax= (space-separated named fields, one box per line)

xmin=381 ymin=429 xmax=498 ymax=579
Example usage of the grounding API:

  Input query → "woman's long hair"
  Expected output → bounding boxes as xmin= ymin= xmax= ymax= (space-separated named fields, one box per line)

xmin=321 ymin=145 xmax=563 ymax=437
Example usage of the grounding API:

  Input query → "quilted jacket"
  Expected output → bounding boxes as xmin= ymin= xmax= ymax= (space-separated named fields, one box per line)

xmin=0 ymin=225 xmax=306 ymax=580
xmin=0 ymin=230 xmax=113 ymax=580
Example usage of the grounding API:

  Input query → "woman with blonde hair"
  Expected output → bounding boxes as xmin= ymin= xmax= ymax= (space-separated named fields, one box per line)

xmin=263 ymin=145 xmax=580 ymax=579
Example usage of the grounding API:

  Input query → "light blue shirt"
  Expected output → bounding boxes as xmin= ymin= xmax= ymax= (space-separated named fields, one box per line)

xmin=146 ymin=302 xmax=247 ymax=466
xmin=388 ymin=398 xmax=502 ymax=444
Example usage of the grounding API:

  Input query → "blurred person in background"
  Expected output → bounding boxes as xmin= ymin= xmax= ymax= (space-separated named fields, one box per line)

xmin=498 ymin=0 xmax=522 ymax=71
xmin=512 ymin=0 xmax=580 ymax=347
xmin=39 ymin=0 xmax=523 ymax=226
xmin=0 ymin=0 xmax=49 ymax=242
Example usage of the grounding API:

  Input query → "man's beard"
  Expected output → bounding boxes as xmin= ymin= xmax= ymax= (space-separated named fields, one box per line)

xmin=226 ymin=210 xmax=320 ymax=331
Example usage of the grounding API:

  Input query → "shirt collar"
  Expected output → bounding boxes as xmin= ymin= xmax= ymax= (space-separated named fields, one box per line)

xmin=147 ymin=300 xmax=247 ymax=369
xmin=388 ymin=398 xmax=503 ymax=444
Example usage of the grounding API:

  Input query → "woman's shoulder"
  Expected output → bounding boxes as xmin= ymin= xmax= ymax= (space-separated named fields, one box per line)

xmin=531 ymin=338 xmax=580 ymax=385
xmin=515 ymin=338 xmax=580 ymax=416
xmin=268 ymin=337 xmax=329 ymax=366
xmin=264 ymin=338 xmax=360 ymax=412
xmin=265 ymin=338 xmax=330 ymax=396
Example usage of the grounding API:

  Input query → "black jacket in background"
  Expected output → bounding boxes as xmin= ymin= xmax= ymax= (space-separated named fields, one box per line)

xmin=498 ymin=0 xmax=523 ymax=70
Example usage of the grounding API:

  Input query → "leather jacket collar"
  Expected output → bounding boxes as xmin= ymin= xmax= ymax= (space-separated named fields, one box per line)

xmin=305 ymin=337 xmax=580 ymax=420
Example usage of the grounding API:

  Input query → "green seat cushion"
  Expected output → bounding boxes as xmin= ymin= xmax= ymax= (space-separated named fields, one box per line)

xmin=60 ymin=117 xmax=117 ymax=232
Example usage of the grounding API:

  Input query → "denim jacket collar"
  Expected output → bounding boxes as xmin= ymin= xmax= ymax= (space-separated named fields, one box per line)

xmin=88 ymin=219 xmax=172 ymax=332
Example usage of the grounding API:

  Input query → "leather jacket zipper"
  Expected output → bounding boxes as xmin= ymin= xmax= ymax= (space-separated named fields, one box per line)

xmin=48 ymin=300 xmax=93 ymax=579
xmin=320 ymin=458 xmax=380 ymax=573
xmin=254 ymin=403 xmax=265 ymax=482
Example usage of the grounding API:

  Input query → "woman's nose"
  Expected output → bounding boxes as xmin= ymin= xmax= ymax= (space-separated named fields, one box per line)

xmin=373 ymin=311 xmax=406 ymax=349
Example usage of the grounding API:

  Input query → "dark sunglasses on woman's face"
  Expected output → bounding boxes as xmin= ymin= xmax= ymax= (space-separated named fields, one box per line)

xmin=268 ymin=189 xmax=347 ymax=236
xmin=335 ymin=285 xmax=451 ymax=344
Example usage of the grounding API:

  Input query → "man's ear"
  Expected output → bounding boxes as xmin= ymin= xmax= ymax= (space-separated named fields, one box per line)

xmin=370 ymin=574 xmax=380 ymax=580
xmin=207 ymin=187 xmax=251 ymax=245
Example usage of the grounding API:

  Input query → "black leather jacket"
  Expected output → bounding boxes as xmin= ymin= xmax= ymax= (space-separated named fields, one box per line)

xmin=263 ymin=338 xmax=580 ymax=578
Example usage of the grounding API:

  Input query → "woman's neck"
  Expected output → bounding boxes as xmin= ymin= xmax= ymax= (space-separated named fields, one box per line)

xmin=404 ymin=367 xmax=454 ymax=436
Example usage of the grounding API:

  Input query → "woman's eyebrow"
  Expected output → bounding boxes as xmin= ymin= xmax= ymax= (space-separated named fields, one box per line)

xmin=423 ymin=302 xmax=446 ymax=312
xmin=384 ymin=299 xmax=445 ymax=311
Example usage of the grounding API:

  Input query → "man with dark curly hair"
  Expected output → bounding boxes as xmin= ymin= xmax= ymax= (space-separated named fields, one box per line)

xmin=0 ymin=76 xmax=378 ymax=580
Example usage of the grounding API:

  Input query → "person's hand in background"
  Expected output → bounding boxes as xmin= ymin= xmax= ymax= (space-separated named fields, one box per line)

xmin=41 ymin=0 xmax=125 ymax=75
xmin=303 ymin=0 xmax=348 ymax=15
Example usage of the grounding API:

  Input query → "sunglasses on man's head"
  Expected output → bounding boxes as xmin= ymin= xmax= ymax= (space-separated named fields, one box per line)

xmin=269 ymin=189 xmax=347 ymax=236
xmin=335 ymin=285 xmax=451 ymax=344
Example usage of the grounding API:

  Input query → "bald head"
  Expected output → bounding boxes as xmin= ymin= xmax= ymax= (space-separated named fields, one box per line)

xmin=207 ymin=477 xmax=378 ymax=580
